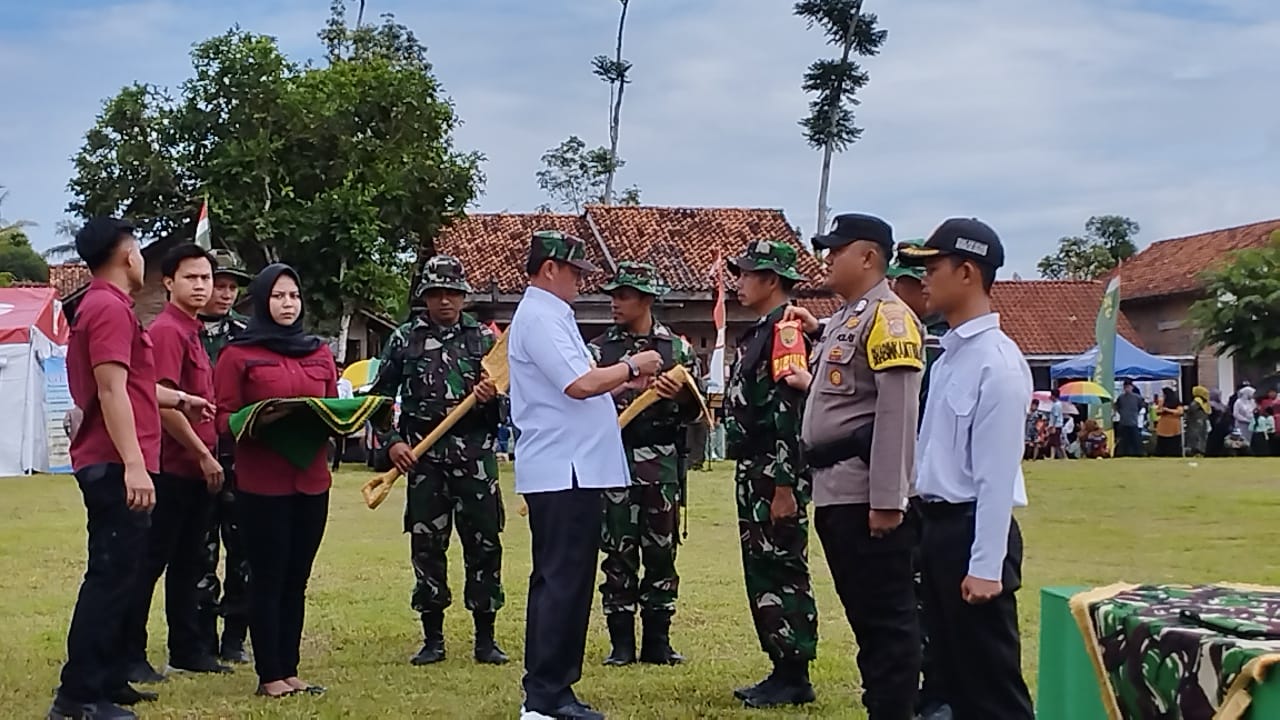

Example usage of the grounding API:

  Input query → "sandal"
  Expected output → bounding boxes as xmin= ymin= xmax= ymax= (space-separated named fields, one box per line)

xmin=255 ymin=685 xmax=299 ymax=698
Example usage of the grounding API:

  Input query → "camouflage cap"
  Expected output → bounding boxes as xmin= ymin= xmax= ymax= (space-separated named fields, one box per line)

xmin=526 ymin=230 xmax=599 ymax=274
xmin=727 ymin=239 xmax=808 ymax=282
xmin=416 ymin=254 xmax=472 ymax=295
xmin=888 ymin=238 xmax=925 ymax=280
xmin=600 ymin=261 xmax=669 ymax=297
xmin=208 ymin=248 xmax=252 ymax=284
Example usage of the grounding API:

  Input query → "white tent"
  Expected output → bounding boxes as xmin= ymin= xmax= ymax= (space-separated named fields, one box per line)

xmin=0 ymin=287 xmax=70 ymax=477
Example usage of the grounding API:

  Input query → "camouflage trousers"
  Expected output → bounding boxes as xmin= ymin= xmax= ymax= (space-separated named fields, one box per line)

xmin=599 ymin=482 xmax=680 ymax=616
xmin=735 ymin=458 xmax=818 ymax=662
xmin=195 ymin=472 xmax=251 ymax=652
xmin=405 ymin=454 xmax=506 ymax=615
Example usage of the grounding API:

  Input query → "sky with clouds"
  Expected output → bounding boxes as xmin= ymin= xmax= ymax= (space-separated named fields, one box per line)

xmin=1 ymin=0 xmax=1277 ymax=277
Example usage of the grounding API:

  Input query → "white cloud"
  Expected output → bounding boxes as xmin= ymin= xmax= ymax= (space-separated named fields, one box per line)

xmin=1 ymin=0 xmax=1277 ymax=277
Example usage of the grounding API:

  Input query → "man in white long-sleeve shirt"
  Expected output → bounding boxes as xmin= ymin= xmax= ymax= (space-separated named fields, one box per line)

xmin=897 ymin=219 xmax=1035 ymax=720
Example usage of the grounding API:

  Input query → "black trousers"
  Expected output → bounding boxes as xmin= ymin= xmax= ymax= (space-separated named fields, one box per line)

xmin=918 ymin=503 xmax=1033 ymax=720
xmin=815 ymin=503 xmax=921 ymax=720
xmin=238 ymin=490 xmax=329 ymax=684
xmin=522 ymin=484 xmax=604 ymax=713
xmin=1116 ymin=425 xmax=1144 ymax=457
xmin=58 ymin=464 xmax=152 ymax=704
xmin=122 ymin=472 xmax=211 ymax=666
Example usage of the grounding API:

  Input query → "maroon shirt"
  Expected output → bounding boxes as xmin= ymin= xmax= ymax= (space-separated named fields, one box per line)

xmin=215 ymin=343 xmax=337 ymax=496
xmin=149 ymin=303 xmax=216 ymax=478
xmin=67 ymin=279 xmax=162 ymax=473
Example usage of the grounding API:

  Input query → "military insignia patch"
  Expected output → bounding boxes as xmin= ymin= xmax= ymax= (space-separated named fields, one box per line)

xmin=827 ymin=346 xmax=844 ymax=361
xmin=845 ymin=316 xmax=860 ymax=329
xmin=853 ymin=299 xmax=868 ymax=314
xmin=829 ymin=369 xmax=843 ymax=386
xmin=867 ymin=301 xmax=924 ymax=372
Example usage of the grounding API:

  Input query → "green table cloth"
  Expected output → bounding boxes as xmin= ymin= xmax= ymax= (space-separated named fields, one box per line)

xmin=229 ymin=396 xmax=393 ymax=469
xmin=1038 ymin=585 xmax=1280 ymax=720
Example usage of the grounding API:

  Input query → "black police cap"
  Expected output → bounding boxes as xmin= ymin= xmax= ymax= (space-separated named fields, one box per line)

xmin=898 ymin=218 xmax=1005 ymax=269
xmin=74 ymin=217 xmax=137 ymax=266
xmin=812 ymin=213 xmax=894 ymax=255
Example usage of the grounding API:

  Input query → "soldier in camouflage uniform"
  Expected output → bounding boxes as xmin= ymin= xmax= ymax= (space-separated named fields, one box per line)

xmin=368 ymin=255 xmax=508 ymax=666
xmin=722 ymin=240 xmax=819 ymax=708
xmin=588 ymin=261 xmax=702 ymax=668
xmin=196 ymin=248 xmax=253 ymax=663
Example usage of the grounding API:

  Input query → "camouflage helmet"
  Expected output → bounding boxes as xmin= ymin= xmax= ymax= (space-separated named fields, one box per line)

xmin=888 ymin=238 xmax=926 ymax=281
xmin=727 ymin=239 xmax=807 ymax=282
xmin=208 ymin=248 xmax=251 ymax=284
xmin=526 ymin=230 xmax=599 ymax=273
xmin=600 ymin=261 xmax=670 ymax=297
xmin=416 ymin=254 xmax=472 ymax=295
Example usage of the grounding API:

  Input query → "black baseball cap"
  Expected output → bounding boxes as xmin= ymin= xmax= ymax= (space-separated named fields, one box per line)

xmin=812 ymin=213 xmax=894 ymax=255
xmin=74 ymin=217 xmax=137 ymax=266
xmin=897 ymin=218 xmax=1005 ymax=269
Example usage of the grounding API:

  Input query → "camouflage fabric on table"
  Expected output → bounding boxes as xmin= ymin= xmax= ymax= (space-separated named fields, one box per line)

xmin=1081 ymin=584 xmax=1280 ymax=719
xmin=723 ymin=304 xmax=818 ymax=662
xmin=367 ymin=312 xmax=506 ymax=615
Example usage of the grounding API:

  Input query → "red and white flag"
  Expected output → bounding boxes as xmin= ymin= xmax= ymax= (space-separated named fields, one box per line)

xmin=707 ymin=250 xmax=727 ymax=394
xmin=194 ymin=201 xmax=212 ymax=250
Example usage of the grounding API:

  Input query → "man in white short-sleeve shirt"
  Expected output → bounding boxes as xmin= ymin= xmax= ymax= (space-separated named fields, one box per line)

xmin=510 ymin=230 xmax=663 ymax=720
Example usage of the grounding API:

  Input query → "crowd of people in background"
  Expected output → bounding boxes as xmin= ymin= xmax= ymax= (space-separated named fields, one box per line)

xmin=1025 ymin=379 xmax=1280 ymax=460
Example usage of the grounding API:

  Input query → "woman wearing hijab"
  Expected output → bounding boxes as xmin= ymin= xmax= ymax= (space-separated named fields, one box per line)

xmin=1154 ymin=387 xmax=1184 ymax=457
xmin=1184 ymin=386 xmax=1211 ymax=456
xmin=1233 ymin=386 xmax=1257 ymax=448
xmin=1206 ymin=389 xmax=1229 ymax=457
xmin=214 ymin=265 xmax=336 ymax=699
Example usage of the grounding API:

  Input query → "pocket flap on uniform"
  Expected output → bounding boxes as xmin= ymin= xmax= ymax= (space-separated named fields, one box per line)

xmin=945 ymin=381 xmax=977 ymax=416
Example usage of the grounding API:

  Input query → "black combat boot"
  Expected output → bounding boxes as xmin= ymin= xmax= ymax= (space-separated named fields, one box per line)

xmin=219 ymin=618 xmax=250 ymax=664
xmin=733 ymin=666 xmax=779 ymax=702
xmin=638 ymin=610 xmax=684 ymax=665
xmin=602 ymin=612 xmax=636 ymax=666
xmin=742 ymin=659 xmax=816 ymax=709
xmin=410 ymin=612 xmax=446 ymax=665
xmin=473 ymin=612 xmax=508 ymax=665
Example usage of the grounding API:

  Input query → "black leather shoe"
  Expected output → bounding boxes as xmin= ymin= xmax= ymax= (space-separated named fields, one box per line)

xmin=47 ymin=697 xmax=138 ymax=720
xmin=125 ymin=661 xmax=166 ymax=685
xmin=108 ymin=685 xmax=158 ymax=706
xmin=167 ymin=655 xmax=233 ymax=674
xmin=603 ymin=612 xmax=636 ymax=667
xmin=638 ymin=611 xmax=684 ymax=665
xmin=411 ymin=612 xmax=446 ymax=665
xmin=542 ymin=702 xmax=605 ymax=720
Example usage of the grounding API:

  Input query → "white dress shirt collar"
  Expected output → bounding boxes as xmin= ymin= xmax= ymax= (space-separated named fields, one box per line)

xmin=940 ymin=312 xmax=1001 ymax=350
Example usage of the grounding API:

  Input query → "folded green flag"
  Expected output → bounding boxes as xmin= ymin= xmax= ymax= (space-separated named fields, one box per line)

xmin=229 ymin=396 xmax=394 ymax=469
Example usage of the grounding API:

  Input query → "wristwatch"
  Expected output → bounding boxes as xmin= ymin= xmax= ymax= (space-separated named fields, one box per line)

xmin=623 ymin=357 xmax=640 ymax=379
xmin=175 ymin=391 xmax=189 ymax=412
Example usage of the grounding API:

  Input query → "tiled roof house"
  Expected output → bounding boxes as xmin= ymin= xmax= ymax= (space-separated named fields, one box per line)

xmin=435 ymin=206 xmax=1147 ymax=387
xmin=1114 ymin=218 xmax=1280 ymax=391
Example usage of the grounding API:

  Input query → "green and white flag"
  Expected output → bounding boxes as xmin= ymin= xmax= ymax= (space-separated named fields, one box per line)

xmin=1092 ymin=276 xmax=1121 ymax=431
xmin=195 ymin=201 xmax=211 ymax=250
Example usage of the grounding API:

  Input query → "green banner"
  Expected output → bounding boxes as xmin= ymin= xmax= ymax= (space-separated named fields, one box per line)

xmin=1092 ymin=277 xmax=1121 ymax=431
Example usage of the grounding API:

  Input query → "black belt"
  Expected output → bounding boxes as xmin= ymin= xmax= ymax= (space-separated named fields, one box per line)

xmin=917 ymin=500 xmax=976 ymax=519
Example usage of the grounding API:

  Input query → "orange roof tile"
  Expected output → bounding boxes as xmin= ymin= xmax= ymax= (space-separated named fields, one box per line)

xmin=48 ymin=263 xmax=92 ymax=298
xmin=992 ymin=280 xmax=1140 ymax=356
xmin=435 ymin=206 xmax=826 ymax=295
xmin=1115 ymin=218 xmax=1280 ymax=301
xmin=801 ymin=281 xmax=1136 ymax=356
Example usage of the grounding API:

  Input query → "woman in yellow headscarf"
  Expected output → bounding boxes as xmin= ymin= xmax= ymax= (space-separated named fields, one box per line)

xmin=1184 ymin=385 xmax=1211 ymax=456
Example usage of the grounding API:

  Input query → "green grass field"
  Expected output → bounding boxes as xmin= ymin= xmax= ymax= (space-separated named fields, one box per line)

xmin=2 ymin=458 xmax=1279 ymax=719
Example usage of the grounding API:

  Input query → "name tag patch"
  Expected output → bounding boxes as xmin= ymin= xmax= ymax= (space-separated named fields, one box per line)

xmin=955 ymin=237 xmax=989 ymax=256
xmin=867 ymin=301 xmax=924 ymax=372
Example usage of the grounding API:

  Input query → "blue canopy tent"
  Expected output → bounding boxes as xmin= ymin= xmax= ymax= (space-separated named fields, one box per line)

xmin=1050 ymin=335 xmax=1180 ymax=381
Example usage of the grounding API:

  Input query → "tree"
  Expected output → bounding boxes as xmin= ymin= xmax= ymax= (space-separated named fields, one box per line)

xmin=593 ymin=0 xmax=633 ymax=205
xmin=795 ymin=0 xmax=887 ymax=238
xmin=0 ymin=185 xmax=37 ymax=245
xmin=1037 ymin=215 xmax=1141 ymax=280
xmin=0 ymin=230 xmax=50 ymax=284
xmin=64 ymin=1 xmax=483 ymax=361
xmin=1190 ymin=232 xmax=1280 ymax=371
xmin=535 ymin=135 xmax=640 ymax=212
